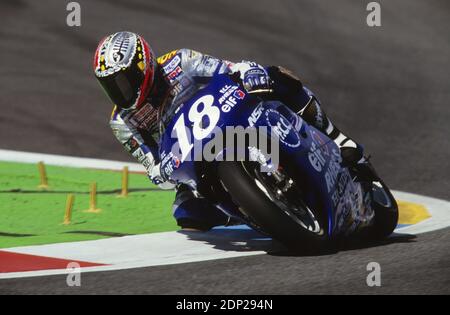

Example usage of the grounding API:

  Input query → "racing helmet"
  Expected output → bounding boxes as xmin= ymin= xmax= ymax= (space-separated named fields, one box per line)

xmin=93 ymin=31 xmax=156 ymax=110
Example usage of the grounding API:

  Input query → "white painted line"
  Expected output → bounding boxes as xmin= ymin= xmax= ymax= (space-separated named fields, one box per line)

xmin=0 ymin=149 xmax=145 ymax=172
xmin=0 ymin=227 xmax=282 ymax=279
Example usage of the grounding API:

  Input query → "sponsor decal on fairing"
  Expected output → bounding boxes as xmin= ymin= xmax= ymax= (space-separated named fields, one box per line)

xmin=264 ymin=109 xmax=301 ymax=148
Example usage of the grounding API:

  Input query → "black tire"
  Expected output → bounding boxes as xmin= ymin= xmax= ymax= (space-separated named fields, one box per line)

xmin=218 ymin=161 xmax=329 ymax=251
xmin=368 ymin=181 xmax=399 ymax=239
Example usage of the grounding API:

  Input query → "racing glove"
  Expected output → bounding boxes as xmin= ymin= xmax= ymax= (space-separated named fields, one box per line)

xmin=149 ymin=163 xmax=164 ymax=185
xmin=149 ymin=161 xmax=176 ymax=190
xmin=231 ymin=61 xmax=273 ymax=94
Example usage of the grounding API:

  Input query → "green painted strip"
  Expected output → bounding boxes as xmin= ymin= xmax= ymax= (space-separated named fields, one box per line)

xmin=0 ymin=161 xmax=178 ymax=248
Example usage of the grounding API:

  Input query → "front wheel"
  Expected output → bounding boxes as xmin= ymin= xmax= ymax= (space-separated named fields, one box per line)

xmin=218 ymin=161 xmax=329 ymax=251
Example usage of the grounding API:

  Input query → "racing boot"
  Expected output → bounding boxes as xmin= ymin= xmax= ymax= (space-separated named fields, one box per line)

xmin=173 ymin=184 xmax=231 ymax=231
xmin=298 ymin=97 xmax=364 ymax=166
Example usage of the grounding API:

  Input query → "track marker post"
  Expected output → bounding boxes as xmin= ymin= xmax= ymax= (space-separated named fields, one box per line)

xmin=63 ymin=194 xmax=75 ymax=225
xmin=84 ymin=182 xmax=101 ymax=213
xmin=118 ymin=166 xmax=129 ymax=198
xmin=37 ymin=161 xmax=49 ymax=190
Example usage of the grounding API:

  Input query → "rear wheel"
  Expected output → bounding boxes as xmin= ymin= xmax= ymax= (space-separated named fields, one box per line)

xmin=352 ymin=162 xmax=399 ymax=240
xmin=368 ymin=181 xmax=399 ymax=239
xmin=218 ymin=161 xmax=329 ymax=251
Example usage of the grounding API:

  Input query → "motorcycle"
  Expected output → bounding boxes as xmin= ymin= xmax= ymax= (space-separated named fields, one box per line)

xmin=157 ymin=72 xmax=398 ymax=251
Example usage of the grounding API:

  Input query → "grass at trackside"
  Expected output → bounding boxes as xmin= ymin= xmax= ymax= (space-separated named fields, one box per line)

xmin=0 ymin=161 xmax=178 ymax=248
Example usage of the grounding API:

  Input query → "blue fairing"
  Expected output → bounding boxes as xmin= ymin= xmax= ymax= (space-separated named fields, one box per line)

xmin=159 ymin=74 xmax=361 ymax=237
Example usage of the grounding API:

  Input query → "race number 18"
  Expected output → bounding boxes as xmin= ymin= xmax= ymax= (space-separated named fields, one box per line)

xmin=173 ymin=95 xmax=220 ymax=161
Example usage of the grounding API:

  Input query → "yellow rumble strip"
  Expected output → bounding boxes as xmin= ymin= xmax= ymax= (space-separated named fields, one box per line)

xmin=397 ymin=200 xmax=431 ymax=225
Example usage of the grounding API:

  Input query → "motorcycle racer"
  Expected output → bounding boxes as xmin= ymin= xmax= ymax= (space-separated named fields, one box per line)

xmin=93 ymin=31 xmax=362 ymax=230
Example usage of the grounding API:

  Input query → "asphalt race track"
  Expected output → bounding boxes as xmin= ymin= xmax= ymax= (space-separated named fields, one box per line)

xmin=0 ymin=0 xmax=449 ymax=294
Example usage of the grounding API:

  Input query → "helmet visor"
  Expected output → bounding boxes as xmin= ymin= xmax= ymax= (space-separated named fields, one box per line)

xmin=98 ymin=65 xmax=144 ymax=109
